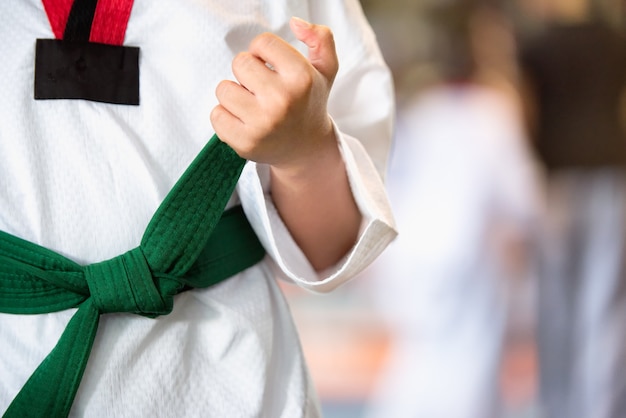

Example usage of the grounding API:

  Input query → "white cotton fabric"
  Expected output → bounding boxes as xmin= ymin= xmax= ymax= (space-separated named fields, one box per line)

xmin=0 ymin=1 xmax=397 ymax=417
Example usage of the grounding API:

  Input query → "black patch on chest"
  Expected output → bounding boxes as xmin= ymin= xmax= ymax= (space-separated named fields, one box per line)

xmin=34 ymin=39 xmax=140 ymax=105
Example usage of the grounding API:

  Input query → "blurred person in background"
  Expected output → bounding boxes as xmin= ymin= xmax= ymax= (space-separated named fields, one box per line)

xmin=516 ymin=0 xmax=626 ymax=416
xmin=364 ymin=2 xmax=541 ymax=417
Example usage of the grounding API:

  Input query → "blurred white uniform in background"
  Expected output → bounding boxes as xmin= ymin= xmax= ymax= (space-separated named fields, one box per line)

xmin=365 ymin=84 xmax=540 ymax=418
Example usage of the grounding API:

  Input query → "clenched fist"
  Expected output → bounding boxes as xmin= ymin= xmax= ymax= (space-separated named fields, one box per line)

xmin=211 ymin=17 xmax=338 ymax=173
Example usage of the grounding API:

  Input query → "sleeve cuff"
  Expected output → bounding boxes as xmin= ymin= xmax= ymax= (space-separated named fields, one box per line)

xmin=236 ymin=122 xmax=397 ymax=293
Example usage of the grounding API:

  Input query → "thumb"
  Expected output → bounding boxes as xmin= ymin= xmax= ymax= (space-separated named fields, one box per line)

xmin=289 ymin=17 xmax=338 ymax=84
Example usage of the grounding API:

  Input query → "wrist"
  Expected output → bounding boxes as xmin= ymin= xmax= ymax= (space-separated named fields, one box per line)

xmin=270 ymin=118 xmax=339 ymax=185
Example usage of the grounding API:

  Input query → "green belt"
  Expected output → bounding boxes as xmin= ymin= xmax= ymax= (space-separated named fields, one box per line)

xmin=0 ymin=134 xmax=265 ymax=417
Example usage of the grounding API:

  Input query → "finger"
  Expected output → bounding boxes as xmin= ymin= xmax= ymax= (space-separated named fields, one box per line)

xmin=210 ymin=104 xmax=245 ymax=145
xmin=215 ymin=79 xmax=257 ymax=121
xmin=231 ymin=51 xmax=277 ymax=94
xmin=247 ymin=32 xmax=309 ymax=77
xmin=289 ymin=17 xmax=338 ymax=84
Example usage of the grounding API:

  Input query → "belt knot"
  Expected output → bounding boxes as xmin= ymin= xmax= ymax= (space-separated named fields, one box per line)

xmin=84 ymin=247 xmax=173 ymax=315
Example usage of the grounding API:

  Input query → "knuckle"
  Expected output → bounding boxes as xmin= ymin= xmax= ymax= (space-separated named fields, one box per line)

xmin=232 ymin=51 xmax=254 ymax=72
xmin=210 ymin=105 xmax=224 ymax=125
xmin=250 ymin=32 xmax=278 ymax=52
xmin=215 ymin=80 xmax=230 ymax=100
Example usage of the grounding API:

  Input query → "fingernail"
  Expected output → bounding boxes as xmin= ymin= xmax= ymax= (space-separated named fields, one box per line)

xmin=291 ymin=16 xmax=312 ymax=29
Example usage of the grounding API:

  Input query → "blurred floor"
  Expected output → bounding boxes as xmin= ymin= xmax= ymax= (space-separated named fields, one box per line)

xmin=281 ymin=274 xmax=539 ymax=418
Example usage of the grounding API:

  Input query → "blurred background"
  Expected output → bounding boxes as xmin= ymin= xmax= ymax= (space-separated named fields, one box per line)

xmin=282 ymin=1 xmax=626 ymax=417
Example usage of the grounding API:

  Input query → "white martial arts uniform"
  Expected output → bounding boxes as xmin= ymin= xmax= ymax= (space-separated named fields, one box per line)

xmin=0 ymin=1 xmax=397 ymax=417
xmin=365 ymin=85 xmax=540 ymax=418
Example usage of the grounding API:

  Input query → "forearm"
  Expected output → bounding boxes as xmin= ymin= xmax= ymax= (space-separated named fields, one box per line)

xmin=270 ymin=129 xmax=361 ymax=272
xmin=212 ymin=18 xmax=365 ymax=272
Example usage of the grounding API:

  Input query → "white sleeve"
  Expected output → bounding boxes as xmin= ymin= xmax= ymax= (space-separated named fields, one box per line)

xmin=236 ymin=0 xmax=397 ymax=293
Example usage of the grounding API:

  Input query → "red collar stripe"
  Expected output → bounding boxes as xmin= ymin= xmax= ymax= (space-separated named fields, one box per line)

xmin=41 ymin=0 xmax=75 ymax=40
xmin=90 ymin=0 xmax=135 ymax=45
xmin=41 ymin=0 xmax=134 ymax=45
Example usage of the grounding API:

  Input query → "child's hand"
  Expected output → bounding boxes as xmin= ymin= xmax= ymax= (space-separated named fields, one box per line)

xmin=212 ymin=17 xmax=359 ymax=271
xmin=211 ymin=17 xmax=339 ymax=174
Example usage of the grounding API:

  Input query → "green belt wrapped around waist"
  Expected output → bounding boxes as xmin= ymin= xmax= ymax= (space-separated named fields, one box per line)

xmin=0 ymin=134 xmax=266 ymax=417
